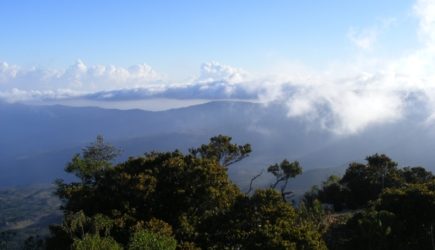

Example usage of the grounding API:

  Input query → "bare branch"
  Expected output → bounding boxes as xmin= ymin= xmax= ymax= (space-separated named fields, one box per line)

xmin=246 ymin=170 xmax=264 ymax=195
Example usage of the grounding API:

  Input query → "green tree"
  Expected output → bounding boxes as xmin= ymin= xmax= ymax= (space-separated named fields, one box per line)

xmin=302 ymin=155 xmax=435 ymax=250
xmin=365 ymin=154 xmax=399 ymax=190
xmin=47 ymin=135 xmax=326 ymax=249
xmin=128 ymin=230 xmax=177 ymax=250
xmin=328 ymin=181 xmax=435 ymax=250
xmin=72 ymin=234 xmax=122 ymax=250
xmin=64 ymin=135 xmax=120 ymax=184
xmin=331 ymin=154 xmax=401 ymax=209
xmin=399 ymin=166 xmax=434 ymax=184
xmin=327 ymin=209 xmax=396 ymax=250
xmin=268 ymin=159 xmax=302 ymax=201
xmin=298 ymin=199 xmax=327 ymax=234
xmin=189 ymin=135 xmax=251 ymax=168
xmin=47 ymin=136 xmax=242 ymax=248
xmin=375 ymin=182 xmax=435 ymax=250
xmin=201 ymin=189 xmax=327 ymax=250
xmin=314 ymin=175 xmax=349 ymax=211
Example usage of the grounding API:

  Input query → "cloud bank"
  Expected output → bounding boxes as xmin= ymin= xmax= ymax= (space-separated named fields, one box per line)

xmin=1 ymin=0 xmax=435 ymax=135
xmin=0 ymin=60 xmax=162 ymax=97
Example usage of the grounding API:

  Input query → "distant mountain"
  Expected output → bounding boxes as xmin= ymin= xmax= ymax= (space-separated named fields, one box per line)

xmin=1 ymin=100 xmax=434 ymax=188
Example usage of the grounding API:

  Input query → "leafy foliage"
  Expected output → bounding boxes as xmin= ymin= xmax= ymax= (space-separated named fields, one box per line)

xmin=327 ymin=182 xmax=435 ymax=250
xmin=308 ymin=154 xmax=427 ymax=211
xmin=189 ymin=135 xmax=251 ymax=167
xmin=399 ymin=166 xmax=434 ymax=184
xmin=44 ymin=136 xmax=435 ymax=250
xmin=374 ymin=182 xmax=435 ymax=249
xmin=340 ymin=154 xmax=401 ymax=208
xmin=128 ymin=230 xmax=176 ymax=250
xmin=64 ymin=135 xmax=120 ymax=184
xmin=311 ymin=154 xmax=435 ymax=250
xmin=46 ymin=135 xmax=324 ymax=249
xmin=72 ymin=234 xmax=122 ymax=250
xmin=268 ymin=160 xmax=302 ymax=201
xmin=201 ymin=189 xmax=327 ymax=250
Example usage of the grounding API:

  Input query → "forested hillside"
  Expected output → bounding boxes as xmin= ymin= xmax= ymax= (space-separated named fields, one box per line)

xmin=0 ymin=186 xmax=61 ymax=249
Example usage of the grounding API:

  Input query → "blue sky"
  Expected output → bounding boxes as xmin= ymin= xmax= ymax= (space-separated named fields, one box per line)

xmin=2 ymin=0 xmax=435 ymax=134
xmin=0 ymin=0 xmax=417 ymax=78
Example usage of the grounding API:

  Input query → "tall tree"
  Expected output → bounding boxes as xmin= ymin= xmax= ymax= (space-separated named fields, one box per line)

xmin=189 ymin=135 xmax=251 ymax=168
xmin=64 ymin=135 xmax=120 ymax=184
xmin=339 ymin=154 xmax=401 ymax=208
xmin=268 ymin=159 xmax=302 ymax=201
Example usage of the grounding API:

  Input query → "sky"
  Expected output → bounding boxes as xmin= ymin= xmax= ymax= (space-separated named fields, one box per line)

xmin=0 ymin=1 xmax=417 ymax=76
xmin=1 ymin=0 xmax=435 ymax=134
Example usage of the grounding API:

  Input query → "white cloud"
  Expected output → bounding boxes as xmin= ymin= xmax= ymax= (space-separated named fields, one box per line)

xmin=0 ymin=88 xmax=82 ymax=102
xmin=0 ymin=61 xmax=257 ymax=102
xmin=0 ymin=60 xmax=162 ymax=94
xmin=347 ymin=17 xmax=396 ymax=51
xmin=348 ymin=27 xmax=379 ymax=50
xmin=197 ymin=61 xmax=250 ymax=84
xmin=273 ymin=0 xmax=435 ymax=134
xmin=286 ymin=80 xmax=404 ymax=134
xmin=414 ymin=0 xmax=435 ymax=45
xmin=3 ymin=0 xmax=435 ymax=135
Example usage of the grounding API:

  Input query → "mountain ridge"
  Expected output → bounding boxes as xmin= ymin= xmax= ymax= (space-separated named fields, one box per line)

xmin=1 ymin=100 xmax=434 ymax=188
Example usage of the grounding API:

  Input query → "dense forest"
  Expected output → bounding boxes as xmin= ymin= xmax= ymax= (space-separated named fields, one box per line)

xmin=3 ymin=135 xmax=435 ymax=249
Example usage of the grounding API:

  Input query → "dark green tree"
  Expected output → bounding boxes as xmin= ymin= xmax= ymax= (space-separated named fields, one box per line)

xmin=312 ymin=175 xmax=349 ymax=211
xmin=46 ymin=135 xmax=327 ymax=249
xmin=201 ymin=189 xmax=327 ymax=250
xmin=189 ymin=135 xmax=251 ymax=168
xmin=328 ymin=209 xmax=397 ymax=250
xmin=268 ymin=159 xmax=302 ymax=201
xmin=64 ymin=135 xmax=120 ymax=184
xmin=327 ymin=181 xmax=435 ymax=250
xmin=328 ymin=154 xmax=402 ymax=209
xmin=365 ymin=154 xmax=400 ymax=190
xmin=399 ymin=166 xmax=434 ymax=184
xmin=128 ymin=230 xmax=177 ymax=250
xmin=72 ymin=234 xmax=122 ymax=250
xmin=374 ymin=182 xmax=435 ymax=250
xmin=48 ymin=150 xmax=240 ymax=248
